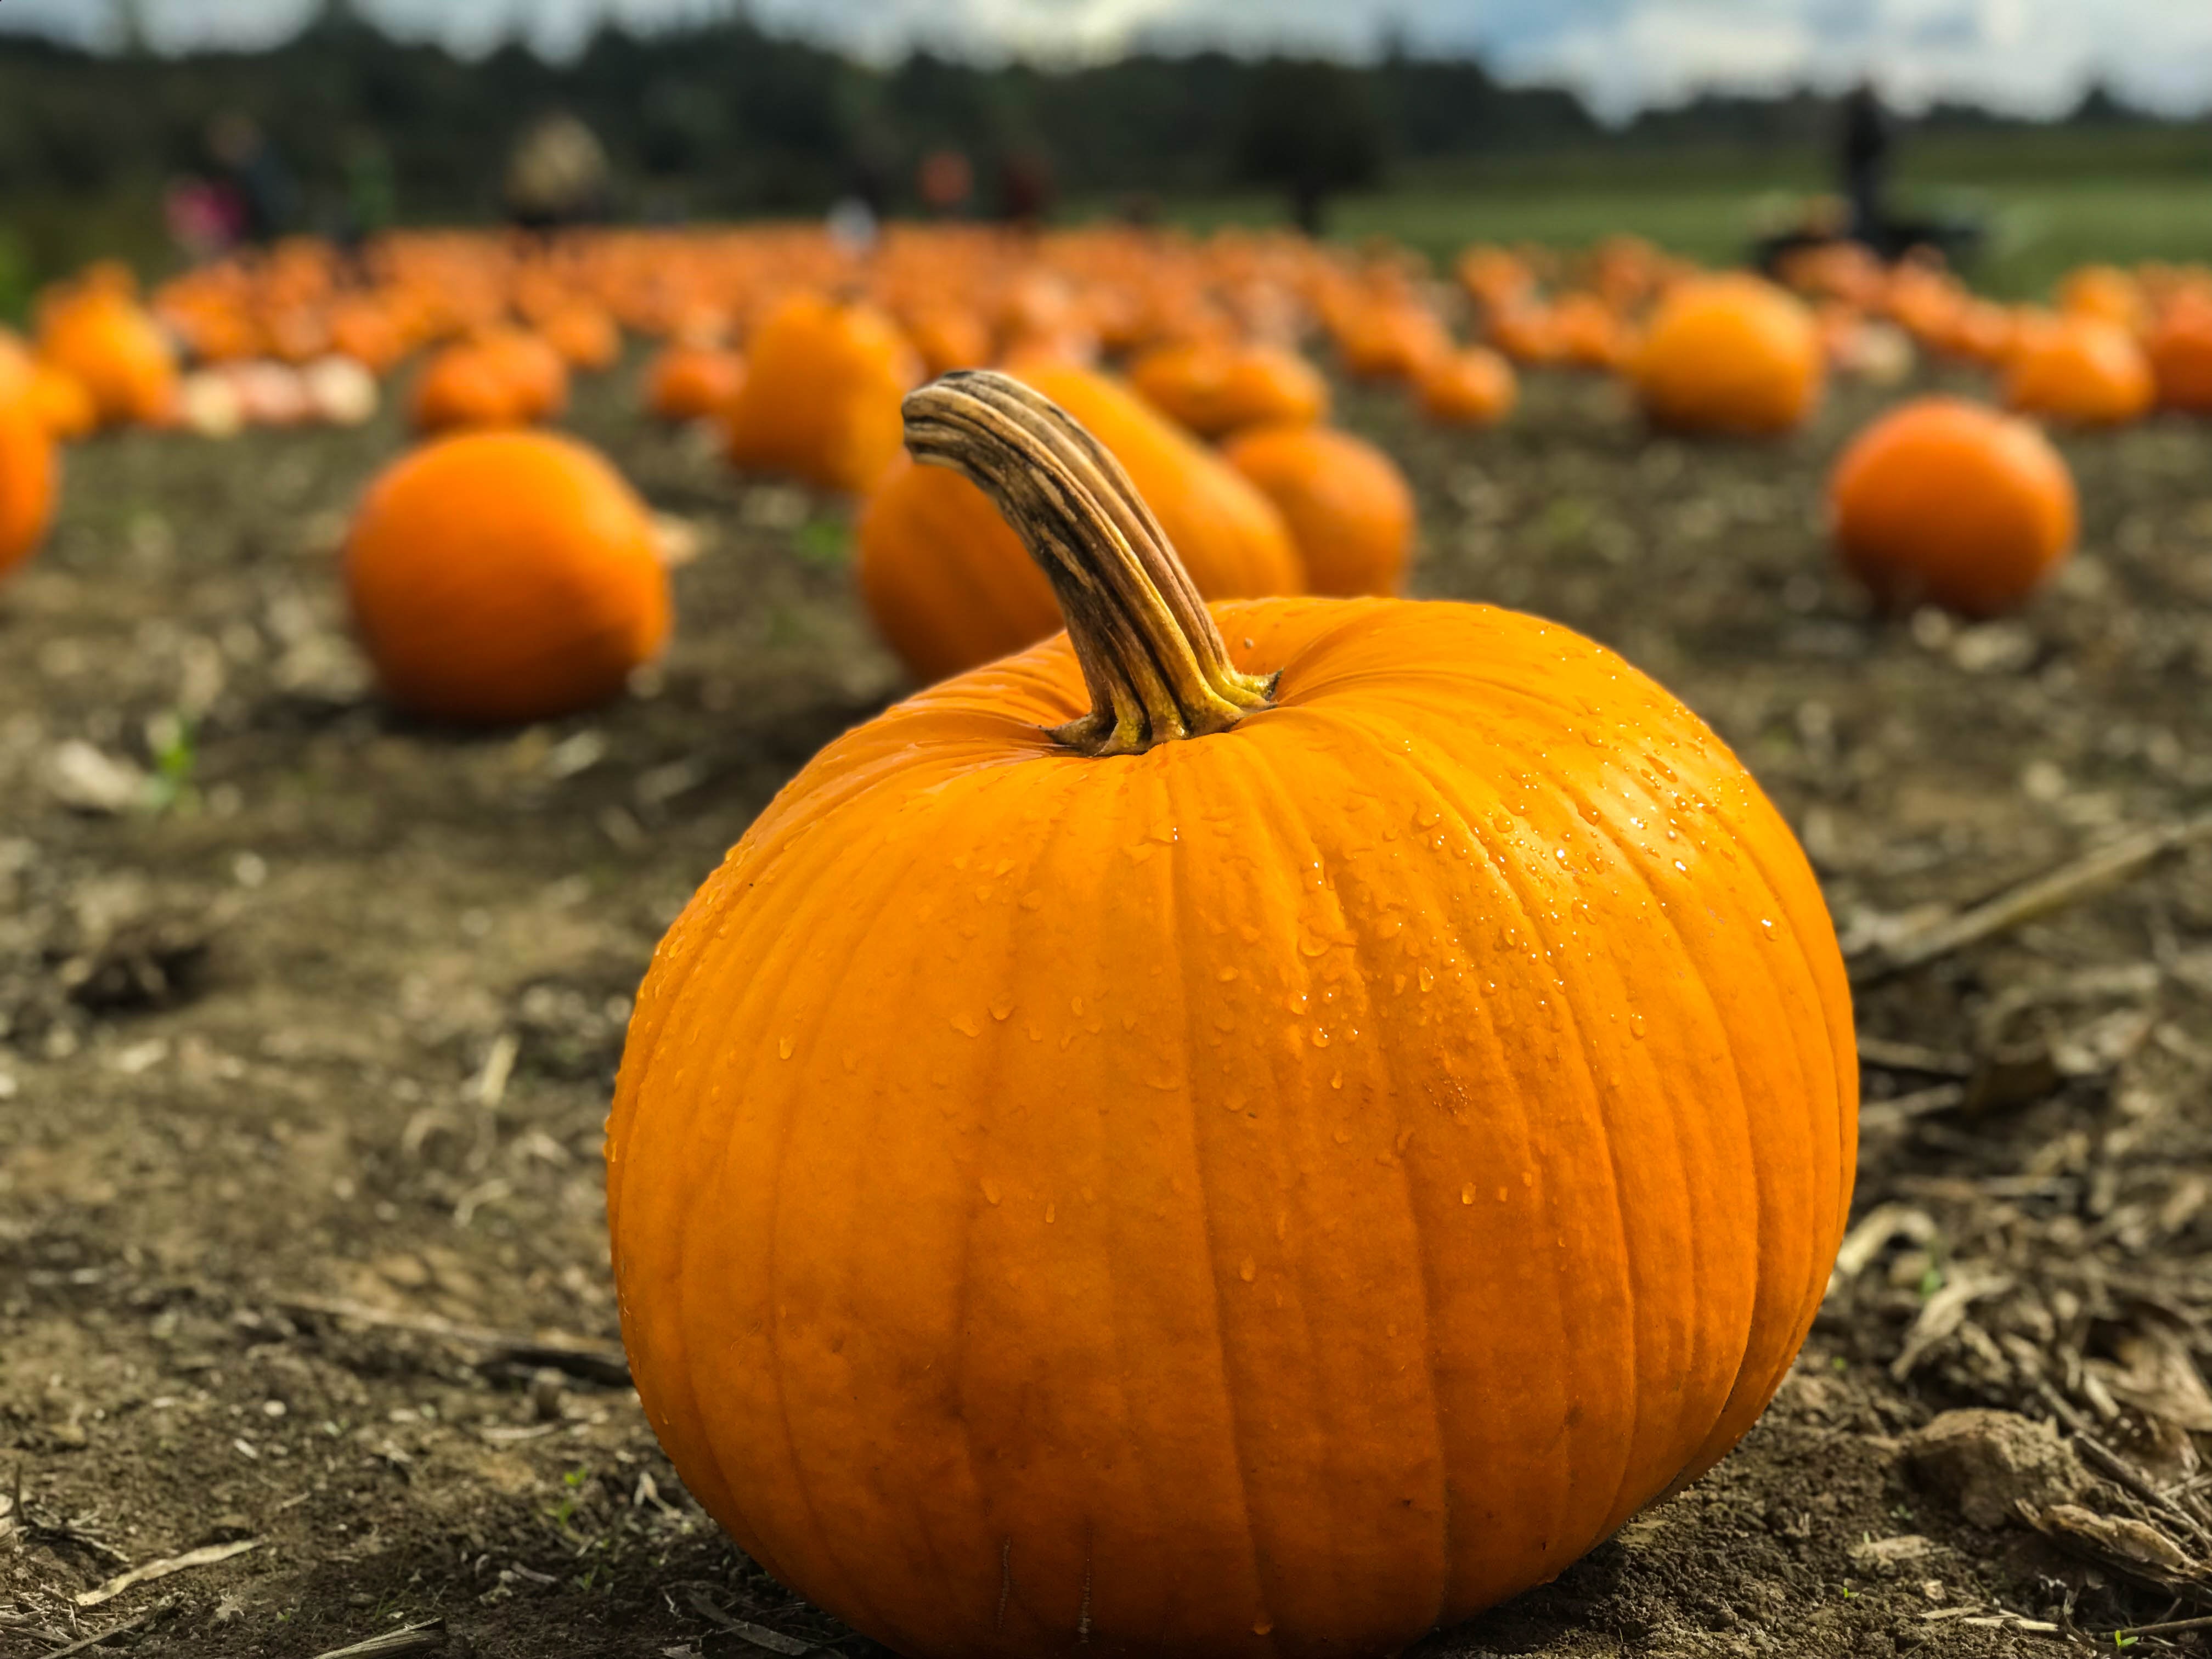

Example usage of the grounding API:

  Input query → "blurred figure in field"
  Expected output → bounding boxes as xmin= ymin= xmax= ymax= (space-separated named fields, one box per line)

xmin=165 ymin=177 xmax=242 ymax=263
xmin=207 ymin=112 xmax=296 ymax=245
xmin=342 ymin=133 xmax=398 ymax=250
xmin=1840 ymin=80 xmax=1894 ymax=252
xmin=919 ymin=149 xmax=974 ymax=219
xmin=998 ymin=151 xmax=1054 ymax=230
xmin=505 ymin=114 xmax=612 ymax=232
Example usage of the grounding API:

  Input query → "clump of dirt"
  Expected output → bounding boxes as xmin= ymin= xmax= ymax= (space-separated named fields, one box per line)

xmin=3 ymin=362 xmax=2210 ymax=1657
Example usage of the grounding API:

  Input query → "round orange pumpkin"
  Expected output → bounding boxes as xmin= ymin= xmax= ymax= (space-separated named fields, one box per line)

xmin=410 ymin=341 xmax=526 ymax=433
xmin=724 ymin=291 xmax=922 ymax=494
xmin=0 ymin=396 xmax=59 ymax=581
xmin=2005 ymin=314 xmax=2154 ymax=427
xmin=2147 ymin=299 xmax=2212 ymax=414
xmin=1417 ymin=347 xmax=1518 ymax=427
xmin=1830 ymin=396 xmax=2076 ymax=615
xmin=857 ymin=359 xmax=1301 ymax=682
xmin=1127 ymin=340 xmax=1329 ymax=438
xmin=645 ymin=342 xmax=747 ymax=424
xmin=36 ymin=287 xmax=178 ymax=428
xmin=541 ymin=304 xmax=623 ymax=373
xmin=27 ymin=362 xmax=98 ymax=443
xmin=1632 ymin=273 xmax=1822 ymax=436
xmin=610 ymin=370 xmax=1858 ymax=1659
xmin=1222 ymin=423 xmax=1415 ymax=597
xmin=345 ymin=430 xmax=672 ymax=723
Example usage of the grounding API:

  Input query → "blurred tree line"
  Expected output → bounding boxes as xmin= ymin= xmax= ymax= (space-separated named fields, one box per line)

xmin=0 ymin=1 xmax=2197 ymax=306
xmin=0 ymin=9 xmax=1590 ymax=231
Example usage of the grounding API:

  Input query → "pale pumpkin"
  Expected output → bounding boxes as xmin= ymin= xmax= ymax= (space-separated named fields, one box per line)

xmin=857 ymin=359 xmax=1301 ymax=682
xmin=611 ymin=369 xmax=1858 ymax=1659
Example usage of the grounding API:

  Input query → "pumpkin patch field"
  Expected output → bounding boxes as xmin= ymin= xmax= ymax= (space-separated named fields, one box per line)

xmin=3 ymin=229 xmax=2212 ymax=1659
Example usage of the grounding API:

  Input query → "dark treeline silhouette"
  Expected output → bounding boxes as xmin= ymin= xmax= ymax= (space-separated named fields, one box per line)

xmin=0 ymin=9 xmax=2192 ymax=235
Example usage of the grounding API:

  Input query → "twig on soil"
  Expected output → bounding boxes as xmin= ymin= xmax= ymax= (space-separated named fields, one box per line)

xmin=37 ymin=1601 xmax=169 ymax=1659
xmin=1848 ymin=815 xmax=2212 ymax=985
xmin=36 ymin=1599 xmax=171 ymax=1659
xmin=74 ymin=1539 xmax=262 ymax=1608
xmin=686 ymin=1589 xmax=819 ymax=1656
xmin=1858 ymin=1084 xmax=1968 ymax=1135
xmin=307 ymin=1617 xmax=447 ymax=1657
xmin=273 ymin=1294 xmax=631 ymax=1388
xmin=2036 ymin=1384 xmax=2212 ymax=1552
xmin=1857 ymin=1036 xmax=1976 ymax=1077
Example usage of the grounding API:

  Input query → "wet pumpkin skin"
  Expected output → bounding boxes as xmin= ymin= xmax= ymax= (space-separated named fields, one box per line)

xmin=610 ymin=373 xmax=1857 ymax=1659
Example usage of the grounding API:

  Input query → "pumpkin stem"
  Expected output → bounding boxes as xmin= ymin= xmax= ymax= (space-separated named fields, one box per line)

xmin=901 ymin=369 xmax=1277 ymax=756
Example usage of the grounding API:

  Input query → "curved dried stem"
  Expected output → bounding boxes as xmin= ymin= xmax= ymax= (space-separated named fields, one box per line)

xmin=901 ymin=369 xmax=1276 ymax=756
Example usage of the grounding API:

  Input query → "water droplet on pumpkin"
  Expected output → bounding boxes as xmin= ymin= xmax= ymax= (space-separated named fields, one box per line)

xmin=1239 ymin=1256 xmax=1256 ymax=1283
xmin=950 ymin=1013 xmax=979 ymax=1037
xmin=777 ymin=1037 xmax=793 ymax=1060
xmin=1254 ymin=1622 xmax=1273 ymax=1637
xmin=1045 ymin=1201 xmax=1056 ymax=1223
xmin=981 ymin=1178 xmax=1001 ymax=1206
xmin=1070 ymin=995 xmax=1084 ymax=1015
xmin=1460 ymin=1183 xmax=1475 ymax=1205
xmin=1311 ymin=1028 xmax=1330 ymax=1048
xmin=991 ymin=998 xmax=1014 ymax=1021
xmin=1217 ymin=967 xmax=1239 ymax=982
xmin=1629 ymin=1012 xmax=1647 ymax=1039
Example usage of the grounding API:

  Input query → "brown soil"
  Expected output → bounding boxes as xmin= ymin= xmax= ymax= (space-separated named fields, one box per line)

xmin=4 ymin=362 xmax=2210 ymax=1658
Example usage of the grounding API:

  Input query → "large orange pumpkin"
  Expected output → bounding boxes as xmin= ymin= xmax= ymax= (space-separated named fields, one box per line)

xmin=610 ymin=370 xmax=1857 ymax=1659
xmin=345 ymin=430 xmax=672 ymax=723
xmin=1830 ymin=396 xmax=2076 ymax=616
xmin=1222 ymin=423 xmax=1415 ymax=597
xmin=724 ymin=291 xmax=922 ymax=493
xmin=541 ymin=304 xmax=623 ymax=373
xmin=1127 ymin=340 xmax=1329 ymax=438
xmin=857 ymin=359 xmax=1301 ymax=682
xmin=36 ymin=288 xmax=178 ymax=428
xmin=1632 ymin=273 xmax=1822 ymax=435
xmin=2005 ymin=314 xmax=2154 ymax=427
xmin=0 ymin=396 xmax=59 ymax=581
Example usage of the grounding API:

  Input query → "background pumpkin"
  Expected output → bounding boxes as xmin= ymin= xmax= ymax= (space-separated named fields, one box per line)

xmin=0 ymin=396 xmax=59 ymax=580
xmin=1632 ymin=273 xmax=1822 ymax=435
xmin=1222 ymin=422 xmax=1417 ymax=597
xmin=1830 ymin=396 xmax=2076 ymax=616
xmin=1127 ymin=340 xmax=1330 ymax=437
xmin=345 ymin=430 xmax=671 ymax=723
xmin=644 ymin=342 xmax=747 ymax=424
xmin=2005 ymin=314 xmax=2155 ymax=426
xmin=724 ymin=291 xmax=922 ymax=494
xmin=1417 ymin=347 xmax=1519 ymax=427
xmin=611 ymin=371 xmax=1856 ymax=1659
xmin=858 ymin=359 xmax=1301 ymax=682
xmin=36 ymin=286 xmax=179 ymax=428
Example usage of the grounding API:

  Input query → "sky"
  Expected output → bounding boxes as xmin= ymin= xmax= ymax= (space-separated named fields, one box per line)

xmin=2 ymin=0 xmax=2209 ymax=120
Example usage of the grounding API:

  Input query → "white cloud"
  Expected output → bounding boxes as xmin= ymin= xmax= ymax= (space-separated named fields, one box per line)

xmin=2 ymin=0 xmax=2208 ymax=115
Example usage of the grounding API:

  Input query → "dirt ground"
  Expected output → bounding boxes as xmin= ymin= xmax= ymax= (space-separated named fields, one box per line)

xmin=3 ymin=356 xmax=2211 ymax=1658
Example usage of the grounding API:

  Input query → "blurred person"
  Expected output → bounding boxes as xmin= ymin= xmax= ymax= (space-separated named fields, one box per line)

xmin=505 ymin=113 xmax=612 ymax=232
xmin=341 ymin=133 xmax=398 ymax=251
xmin=164 ymin=176 xmax=243 ymax=263
xmin=207 ymin=112 xmax=297 ymax=245
xmin=997 ymin=151 xmax=1054 ymax=230
xmin=918 ymin=149 xmax=974 ymax=218
xmin=1840 ymin=80 xmax=1893 ymax=252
